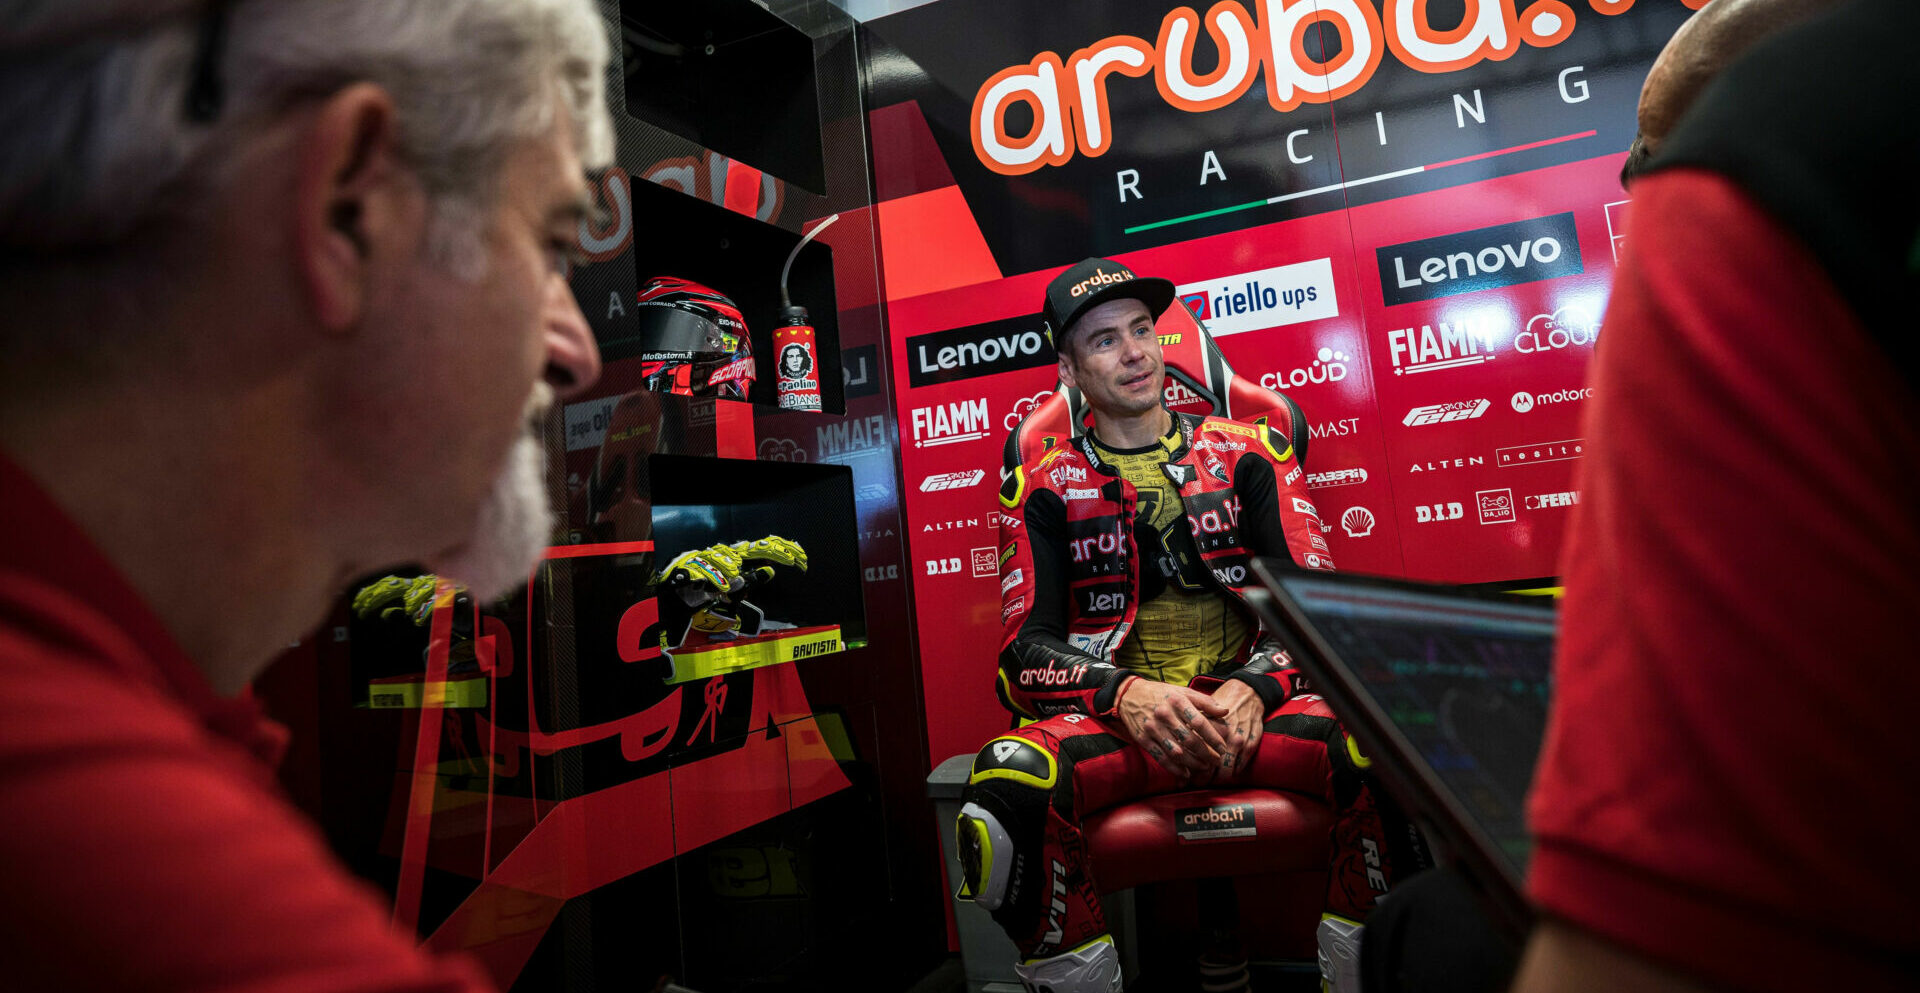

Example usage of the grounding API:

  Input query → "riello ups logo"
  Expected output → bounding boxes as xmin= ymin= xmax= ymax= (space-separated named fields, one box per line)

xmin=907 ymin=313 xmax=1055 ymax=388
xmin=1376 ymin=213 xmax=1583 ymax=306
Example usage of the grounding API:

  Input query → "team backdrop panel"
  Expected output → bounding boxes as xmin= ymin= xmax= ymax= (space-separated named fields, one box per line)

xmin=859 ymin=0 xmax=1696 ymax=763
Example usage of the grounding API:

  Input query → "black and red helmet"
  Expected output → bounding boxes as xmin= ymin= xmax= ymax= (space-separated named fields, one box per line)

xmin=635 ymin=276 xmax=755 ymax=401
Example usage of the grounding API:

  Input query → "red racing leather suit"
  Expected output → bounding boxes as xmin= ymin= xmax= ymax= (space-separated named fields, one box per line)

xmin=963 ymin=410 xmax=1417 ymax=961
xmin=994 ymin=411 xmax=1331 ymax=718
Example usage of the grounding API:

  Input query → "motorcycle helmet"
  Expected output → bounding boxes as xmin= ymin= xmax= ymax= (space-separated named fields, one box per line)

xmin=634 ymin=276 xmax=755 ymax=401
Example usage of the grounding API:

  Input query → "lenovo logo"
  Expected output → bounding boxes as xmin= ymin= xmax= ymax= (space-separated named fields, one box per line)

xmin=908 ymin=314 xmax=1054 ymax=387
xmin=1376 ymin=213 xmax=1584 ymax=306
xmin=1211 ymin=564 xmax=1247 ymax=585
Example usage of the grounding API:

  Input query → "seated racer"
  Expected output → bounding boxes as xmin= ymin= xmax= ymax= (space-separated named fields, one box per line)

xmin=955 ymin=259 xmax=1422 ymax=993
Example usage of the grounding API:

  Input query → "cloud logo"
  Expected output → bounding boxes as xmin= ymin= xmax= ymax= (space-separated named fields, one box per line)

xmin=757 ymin=437 xmax=808 ymax=462
xmin=1004 ymin=390 xmax=1054 ymax=431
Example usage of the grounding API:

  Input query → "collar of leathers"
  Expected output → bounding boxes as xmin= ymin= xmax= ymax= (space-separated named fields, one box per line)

xmin=1077 ymin=408 xmax=1195 ymax=477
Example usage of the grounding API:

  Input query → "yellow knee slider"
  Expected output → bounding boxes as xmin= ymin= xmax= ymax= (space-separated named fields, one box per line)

xmin=969 ymin=735 xmax=1056 ymax=790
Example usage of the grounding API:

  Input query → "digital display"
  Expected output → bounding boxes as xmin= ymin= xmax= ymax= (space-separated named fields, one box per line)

xmin=1279 ymin=576 xmax=1555 ymax=874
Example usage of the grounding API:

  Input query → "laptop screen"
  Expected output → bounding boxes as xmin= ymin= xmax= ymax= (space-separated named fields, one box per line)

xmin=1273 ymin=573 xmax=1556 ymax=877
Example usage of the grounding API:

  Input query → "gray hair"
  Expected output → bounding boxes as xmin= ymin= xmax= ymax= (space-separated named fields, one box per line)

xmin=0 ymin=0 xmax=615 ymax=277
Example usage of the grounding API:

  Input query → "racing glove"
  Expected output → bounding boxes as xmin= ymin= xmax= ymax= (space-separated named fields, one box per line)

xmin=351 ymin=574 xmax=445 ymax=626
xmin=729 ymin=535 xmax=808 ymax=583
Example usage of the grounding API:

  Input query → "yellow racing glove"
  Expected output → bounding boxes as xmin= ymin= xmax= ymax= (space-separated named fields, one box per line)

xmin=351 ymin=574 xmax=444 ymax=625
xmin=651 ymin=545 xmax=745 ymax=600
xmin=731 ymin=535 xmax=808 ymax=575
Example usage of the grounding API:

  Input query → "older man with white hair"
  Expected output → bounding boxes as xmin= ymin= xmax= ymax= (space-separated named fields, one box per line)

xmin=0 ymin=1 xmax=613 ymax=988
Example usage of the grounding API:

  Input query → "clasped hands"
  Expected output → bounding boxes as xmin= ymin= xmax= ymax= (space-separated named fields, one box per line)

xmin=1115 ymin=675 xmax=1265 ymax=784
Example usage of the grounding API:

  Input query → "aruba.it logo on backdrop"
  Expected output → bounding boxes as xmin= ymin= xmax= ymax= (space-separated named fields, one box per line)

xmin=967 ymin=0 xmax=1706 ymax=175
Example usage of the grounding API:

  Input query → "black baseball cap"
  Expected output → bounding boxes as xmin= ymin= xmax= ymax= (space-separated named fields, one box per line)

xmin=1041 ymin=257 xmax=1176 ymax=350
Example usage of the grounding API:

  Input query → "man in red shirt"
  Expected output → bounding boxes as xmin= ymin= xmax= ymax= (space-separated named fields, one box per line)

xmin=0 ymin=2 xmax=611 ymax=989
xmin=1517 ymin=0 xmax=1920 ymax=989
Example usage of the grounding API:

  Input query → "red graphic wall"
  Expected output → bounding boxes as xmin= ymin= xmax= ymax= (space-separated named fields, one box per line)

xmin=861 ymin=0 xmax=1690 ymax=763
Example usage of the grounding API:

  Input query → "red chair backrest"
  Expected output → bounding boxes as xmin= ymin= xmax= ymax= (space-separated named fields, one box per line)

xmin=1006 ymin=299 xmax=1311 ymax=468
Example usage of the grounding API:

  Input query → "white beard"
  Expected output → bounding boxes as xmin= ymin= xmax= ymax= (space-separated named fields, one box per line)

xmin=434 ymin=387 xmax=555 ymax=601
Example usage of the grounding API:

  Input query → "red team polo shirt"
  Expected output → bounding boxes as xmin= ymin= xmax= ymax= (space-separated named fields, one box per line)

xmin=1527 ymin=171 xmax=1920 ymax=990
xmin=0 ymin=455 xmax=493 ymax=992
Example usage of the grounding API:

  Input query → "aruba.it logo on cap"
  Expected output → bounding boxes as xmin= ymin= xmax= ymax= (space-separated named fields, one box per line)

xmin=1069 ymin=267 xmax=1132 ymax=296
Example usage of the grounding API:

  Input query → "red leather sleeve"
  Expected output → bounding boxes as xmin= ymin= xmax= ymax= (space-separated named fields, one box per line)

xmin=995 ymin=465 xmax=1127 ymax=717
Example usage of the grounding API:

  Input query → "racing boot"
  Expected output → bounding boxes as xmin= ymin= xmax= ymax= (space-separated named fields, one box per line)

xmin=1014 ymin=933 xmax=1123 ymax=993
xmin=1317 ymin=914 xmax=1363 ymax=993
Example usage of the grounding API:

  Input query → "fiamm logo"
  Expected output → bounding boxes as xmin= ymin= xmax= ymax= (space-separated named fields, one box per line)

xmin=1385 ymin=316 xmax=1500 ymax=376
xmin=817 ymin=415 xmax=888 ymax=462
xmin=911 ymin=399 xmax=992 ymax=448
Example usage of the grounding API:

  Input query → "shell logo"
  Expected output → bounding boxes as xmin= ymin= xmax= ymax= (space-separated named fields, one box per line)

xmin=1341 ymin=506 xmax=1376 ymax=538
